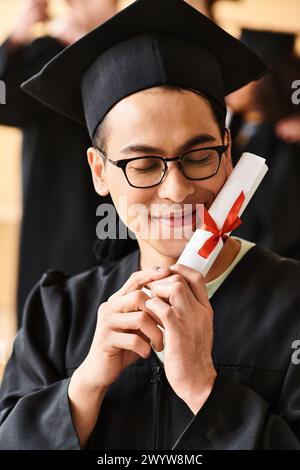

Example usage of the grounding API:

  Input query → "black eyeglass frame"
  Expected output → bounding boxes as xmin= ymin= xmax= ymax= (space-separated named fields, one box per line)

xmin=96 ymin=142 xmax=229 ymax=189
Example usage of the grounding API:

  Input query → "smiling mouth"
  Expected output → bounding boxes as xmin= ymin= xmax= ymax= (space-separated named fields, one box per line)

xmin=151 ymin=209 xmax=201 ymax=229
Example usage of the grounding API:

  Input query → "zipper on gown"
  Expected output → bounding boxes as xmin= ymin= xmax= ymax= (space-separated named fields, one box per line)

xmin=151 ymin=365 xmax=161 ymax=449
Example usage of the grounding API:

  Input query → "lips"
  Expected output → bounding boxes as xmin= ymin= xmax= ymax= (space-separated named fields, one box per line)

xmin=151 ymin=209 xmax=199 ymax=228
xmin=159 ymin=210 xmax=194 ymax=220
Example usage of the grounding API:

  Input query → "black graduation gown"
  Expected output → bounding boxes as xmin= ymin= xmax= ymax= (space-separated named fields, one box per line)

xmin=1 ymin=246 xmax=300 ymax=450
xmin=230 ymin=118 xmax=300 ymax=260
xmin=0 ymin=36 xmax=101 ymax=323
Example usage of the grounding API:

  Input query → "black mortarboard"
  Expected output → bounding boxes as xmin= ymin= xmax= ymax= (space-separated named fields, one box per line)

xmin=21 ymin=0 xmax=268 ymax=139
xmin=241 ymin=29 xmax=296 ymax=65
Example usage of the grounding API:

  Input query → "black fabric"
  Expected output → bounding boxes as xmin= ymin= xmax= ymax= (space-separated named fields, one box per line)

xmin=82 ymin=31 xmax=224 ymax=139
xmin=0 ymin=37 xmax=101 ymax=323
xmin=93 ymin=237 xmax=138 ymax=265
xmin=21 ymin=0 xmax=268 ymax=138
xmin=1 ymin=246 xmax=300 ymax=449
xmin=231 ymin=119 xmax=300 ymax=260
xmin=240 ymin=29 xmax=296 ymax=64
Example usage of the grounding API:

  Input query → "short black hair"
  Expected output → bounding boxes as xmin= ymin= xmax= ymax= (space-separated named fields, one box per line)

xmin=93 ymin=85 xmax=226 ymax=152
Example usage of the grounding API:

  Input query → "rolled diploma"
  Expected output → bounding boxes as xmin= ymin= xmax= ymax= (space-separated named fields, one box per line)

xmin=143 ymin=152 xmax=268 ymax=358
xmin=177 ymin=152 xmax=268 ymax=276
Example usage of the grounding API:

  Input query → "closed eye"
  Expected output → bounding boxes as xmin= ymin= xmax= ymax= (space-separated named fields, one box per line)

xmin=185 ymin=156 xmax=213 ymax=165
xmin=131 ymin=164 xmax=159 ymax=173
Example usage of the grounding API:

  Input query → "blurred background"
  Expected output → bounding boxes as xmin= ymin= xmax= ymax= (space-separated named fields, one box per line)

xmin=0 ymin=0 xmax=299 ymax=381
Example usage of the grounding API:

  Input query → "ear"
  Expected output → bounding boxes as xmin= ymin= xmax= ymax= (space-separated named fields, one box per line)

xmin=223 ymin=128 xmax=233 ymax=175
xmin=87 ymin=147 xmax=110 ymax=196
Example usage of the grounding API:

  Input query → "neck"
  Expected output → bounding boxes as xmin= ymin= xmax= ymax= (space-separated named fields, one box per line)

xmin=139 ymin=237 xmax=241 ymax=283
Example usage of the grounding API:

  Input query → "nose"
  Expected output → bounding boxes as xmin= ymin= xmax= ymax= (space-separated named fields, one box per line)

xmin=157 ymin=162 xmax=195 ymax=202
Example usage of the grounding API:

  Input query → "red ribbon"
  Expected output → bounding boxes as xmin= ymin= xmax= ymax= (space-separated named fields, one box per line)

xmin=197 ymin=191 xmax=245 ymax=259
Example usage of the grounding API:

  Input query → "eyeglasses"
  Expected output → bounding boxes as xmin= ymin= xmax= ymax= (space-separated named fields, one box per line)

xmin=96 ymin=143 xmax=228 ymax=189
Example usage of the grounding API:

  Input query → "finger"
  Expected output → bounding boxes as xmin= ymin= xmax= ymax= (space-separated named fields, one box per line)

xmin=108 ymin=266 xmax=171 ymax=301
xmin=108 ymin=311 xmax=164 ymax=352
xmin=110 ymin=331 xmax=152 ymax=359
xmin=150 ymin=280 xmax=191 ymax=313
xmin=145 ymin=297 xmax=178 ymax=330
xmin=109 ymin=289 xmax=150 ymax=313
xmin=148 ymin=273 xmax=188 ymax=291
xmin=142 ymin=302 xmax=164 ymax=328
xmin=107 ymin=289 xmax=164 ymax=327
xmin=169 ymin=264 xmax=209 ymax=305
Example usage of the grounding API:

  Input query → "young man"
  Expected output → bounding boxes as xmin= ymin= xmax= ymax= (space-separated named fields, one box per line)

xmin=1 ymin=0 xmax=300 ymax=450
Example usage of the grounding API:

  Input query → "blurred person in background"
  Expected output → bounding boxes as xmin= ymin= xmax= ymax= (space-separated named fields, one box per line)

xmin=184 ymin=0 xmax=212 ymax=17
xmin=227 ymin=29 xmax=300 ymax=260
xmin=276 ymin=113 xmax=300 ymax=145
xmin=0 ymin=0 xmax=137 ymax=325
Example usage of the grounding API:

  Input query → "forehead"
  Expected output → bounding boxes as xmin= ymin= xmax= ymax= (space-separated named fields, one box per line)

xmin=105 ymin=87 xmax=219 ymax=139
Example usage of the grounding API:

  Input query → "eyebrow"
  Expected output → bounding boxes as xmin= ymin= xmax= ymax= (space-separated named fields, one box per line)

xmin=120 ymin=133 xmax=217 ymax=156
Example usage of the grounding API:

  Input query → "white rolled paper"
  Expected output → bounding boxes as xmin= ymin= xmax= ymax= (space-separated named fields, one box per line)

xmin=177 ymin=152 xmax=268 ymax=276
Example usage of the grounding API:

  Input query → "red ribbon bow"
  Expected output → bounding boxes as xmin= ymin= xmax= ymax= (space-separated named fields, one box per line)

xmin=197 ymin=191 xmax=245 ymax=259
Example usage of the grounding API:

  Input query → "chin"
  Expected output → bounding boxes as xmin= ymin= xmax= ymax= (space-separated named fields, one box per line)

xmin=152 ymin=238 xmax=188 ymax=260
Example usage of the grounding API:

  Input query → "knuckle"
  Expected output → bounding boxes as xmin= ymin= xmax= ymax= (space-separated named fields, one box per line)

xmin=173 ymin=281 xmax=184 ymax=294
xmin=194 ymin=272 xmax=204 ymax=285
xmin=131 ymin=335 xmax=141 ymax=349
xmin=172 ymin=274 xmax=182 ymax=283
xmin=132 ymin=290 xmax=145 ymax=304
xmin=129 ymin=290 xmax=139 ymax=304
xmin=104 ymin=311 xmax=115 ymax=328
xmin=107 ymin=291 xmax=118 ymax=301
xmin=97 ymin=302 xmax=107 ymax=317
xmin=137 ymin=310 xmax=148 ymax=323
xmin=145 ymin=297 xmax=155 ymax=310
xmin=129 ymin=271 xmax=139 ymax=283
xmin=162 ymin=307 xmax=173 ymax=319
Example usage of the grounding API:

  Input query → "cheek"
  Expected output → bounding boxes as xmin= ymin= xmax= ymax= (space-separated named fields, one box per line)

xmin=104 ymin=170 xmax=129 ymax=223
xmin=195 ymin=163 xmax=229 ymax=203
xmin=210 ymin=171 xmax=227 ymax=197
xmin=107 ymin=172 xmax=153 ymax=229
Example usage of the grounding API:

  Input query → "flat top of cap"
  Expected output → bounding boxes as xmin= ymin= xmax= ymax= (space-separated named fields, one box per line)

xmin=21 ymin=0 xmax=267 ymax=127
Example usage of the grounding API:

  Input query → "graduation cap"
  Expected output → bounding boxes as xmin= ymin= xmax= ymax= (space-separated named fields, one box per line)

xmin=21 ymin=0 xmax=268 ymax=139
xmin=240 ymin=29 xmax=296 ymax=65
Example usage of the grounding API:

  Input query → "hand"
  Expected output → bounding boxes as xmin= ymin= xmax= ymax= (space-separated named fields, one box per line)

xmin=76 ymin=266 xmax=172 ymax=391
xmin=146 ymin=264 xmax=217 ymax=414
xmin=49 ymin=18 xmax=86 ymax=46
xmin=275 ymin=114 xmax=300 ymax=145
xmin=9 ymin=0 xmax=49 ymax=47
